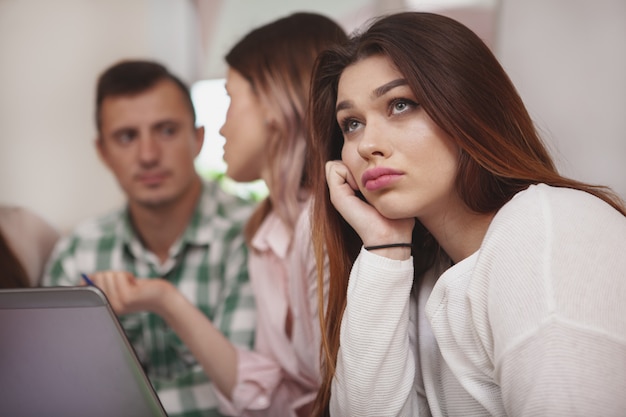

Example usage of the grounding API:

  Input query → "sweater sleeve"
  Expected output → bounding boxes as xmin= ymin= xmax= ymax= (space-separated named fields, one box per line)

xmin=330 ymin=248 xmax=418 ymax=417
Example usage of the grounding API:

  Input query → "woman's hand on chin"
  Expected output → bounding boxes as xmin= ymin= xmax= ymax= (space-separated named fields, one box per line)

xmin=325 ymin=160 xmax=414 ymax=247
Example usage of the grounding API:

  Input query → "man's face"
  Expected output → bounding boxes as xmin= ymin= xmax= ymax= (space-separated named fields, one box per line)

xmin=97 ymin=79 xmax=204 ymax=210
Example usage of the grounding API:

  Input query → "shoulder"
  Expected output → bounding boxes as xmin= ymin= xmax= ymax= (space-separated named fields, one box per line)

xmin=191 ymin=181 xmax=255 ymax=248
xmin=500 ymin=183 xmax=618 ymax=216
xmin=473 ymin=182 xmax=626 ymax=316
xmin=486 ymin=184 xmax=625 ymax=246
xmin=0 ymin=205 xmax=39 ymax=225
xmin=66 ymin=208 xmax=125 ymax=240
xmin=43 ymin=207 xmax=128 ymax=284
xmin=469 ymin=185 xmax=626 ymax=372
xmin=0 ymin=206 xmax=58 ymax=239
xmin=0 ymin=205 xmax=56 ymax=231
xmin=52 ymin=208 xmax=126 ymax=256
xmin=199 ymin=180 xmax=256 ymax=225
xmin=0 ymin=206 xmax=61 ymax=284
xmin=0 ymin=206 xmax=60 ymax=257
xmin=473 ymin=183 xmax=626 ymax=313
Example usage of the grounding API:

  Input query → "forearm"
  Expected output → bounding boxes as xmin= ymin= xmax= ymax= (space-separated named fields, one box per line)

xmin=330 ymin=249 xmax=417 ymax=417
xmin=158 ymin=290 xmax=239 ymax=399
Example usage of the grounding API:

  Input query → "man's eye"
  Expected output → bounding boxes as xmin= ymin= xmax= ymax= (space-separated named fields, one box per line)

xmin=115 ymin=131 xmax=136 ymax=144
xmin=160 ymin=125 xmax=177 ymax=137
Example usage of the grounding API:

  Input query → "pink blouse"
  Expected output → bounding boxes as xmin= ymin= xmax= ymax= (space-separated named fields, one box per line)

xmin=216 ymin=200 xmax=324 ymax=417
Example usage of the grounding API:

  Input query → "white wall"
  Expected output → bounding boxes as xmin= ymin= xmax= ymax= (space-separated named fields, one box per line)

xmin=497 ymin=0 xmax=626 ymax=199
xmin=197 ymin=0 xmax=389 ymax=79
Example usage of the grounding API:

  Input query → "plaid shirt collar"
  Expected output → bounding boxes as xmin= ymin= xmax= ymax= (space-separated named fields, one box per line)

xmin=118 ymin=182 xmax=217 ymax=273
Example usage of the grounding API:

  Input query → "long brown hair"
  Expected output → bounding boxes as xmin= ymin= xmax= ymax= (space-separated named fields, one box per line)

xmin=308 ymin=12 xmax=626 ymax=415
xmin=225 ymin=12 xmax=348 ymax=242
xmin=0 ymin=230 xmax=30 ymax=288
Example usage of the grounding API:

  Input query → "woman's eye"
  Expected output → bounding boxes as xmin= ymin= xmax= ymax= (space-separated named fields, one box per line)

xmin=390 ymin=99 xmax=416 ymax=115
xmin=341 ymin=119 xmax=362 ymax=134
xmin=394 ymin=102 xmax=407 ymax=112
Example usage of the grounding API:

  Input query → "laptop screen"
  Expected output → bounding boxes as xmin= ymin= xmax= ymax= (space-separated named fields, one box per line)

xmin=0 ymin=286 xmax=168 ymax=417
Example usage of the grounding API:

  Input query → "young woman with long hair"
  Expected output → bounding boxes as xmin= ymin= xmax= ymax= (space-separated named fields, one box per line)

xmin=307 ymin=12 xmax=626 ymax=416
xmin=214 ymin=11 xmax=347 ymax=417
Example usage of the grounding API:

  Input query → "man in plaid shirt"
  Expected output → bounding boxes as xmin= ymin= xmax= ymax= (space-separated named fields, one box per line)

xmin=42 ymin=60 xmax=256 ymax=417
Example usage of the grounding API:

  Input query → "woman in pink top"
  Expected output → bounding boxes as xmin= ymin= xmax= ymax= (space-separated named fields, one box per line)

xmin=212 ymin=13 xmax=347 ymax=416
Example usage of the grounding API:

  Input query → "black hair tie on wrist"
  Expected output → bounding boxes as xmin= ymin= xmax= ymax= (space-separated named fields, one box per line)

xmin=364 ymin=243 xmax=413 ymax=251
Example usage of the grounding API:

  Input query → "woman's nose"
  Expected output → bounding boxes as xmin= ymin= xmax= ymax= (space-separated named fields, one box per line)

xmin=357 ymin=119 xmax=390 ymax=160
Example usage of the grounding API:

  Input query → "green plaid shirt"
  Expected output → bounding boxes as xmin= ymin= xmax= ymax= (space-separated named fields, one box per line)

xmin=42 ymin=181 xmax=257 ymax=417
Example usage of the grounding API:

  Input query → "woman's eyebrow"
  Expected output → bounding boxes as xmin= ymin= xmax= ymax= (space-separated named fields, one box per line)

xmin=336 ymin=100 xmax=352 ymax=113
xmin=335 ymin=78 xmax=408 ymax=114
xmin=372 ymin=78 xmax=408 ymax=98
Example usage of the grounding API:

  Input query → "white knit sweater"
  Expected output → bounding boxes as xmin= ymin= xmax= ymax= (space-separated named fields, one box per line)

xmin=330 ymin=184 xmax=626 ymax=416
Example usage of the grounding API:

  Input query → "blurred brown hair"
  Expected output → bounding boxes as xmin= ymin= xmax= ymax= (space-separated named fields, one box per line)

xmin=225 ymin=12 xmax=348 ymax=243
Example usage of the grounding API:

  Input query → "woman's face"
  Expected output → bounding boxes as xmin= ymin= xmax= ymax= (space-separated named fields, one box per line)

xmin=219 ymin=68 xmax=271 ymax=182
xmin=336 ymin=54 xmax=461 ymax=225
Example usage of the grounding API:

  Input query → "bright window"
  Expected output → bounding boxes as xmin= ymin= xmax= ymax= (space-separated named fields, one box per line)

xmin=191 ymin=79 xmax=269 ymax=201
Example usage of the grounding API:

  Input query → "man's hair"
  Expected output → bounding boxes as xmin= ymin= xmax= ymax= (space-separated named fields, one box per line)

xmin=95 ymin=60 xmax=196 ymax=132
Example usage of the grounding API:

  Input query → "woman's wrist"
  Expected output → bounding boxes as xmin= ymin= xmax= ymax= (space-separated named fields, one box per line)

xmin=153 ymin=281 xmax=188 ymax=321
xmin=363 ymin=242 xmax=412 ymax=260
xmin=364 ymin=242 xmax=412 ymax=251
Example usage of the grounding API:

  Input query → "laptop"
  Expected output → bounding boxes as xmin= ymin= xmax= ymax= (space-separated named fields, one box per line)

xmin=0 ymin=286 xmax=168 ymax=417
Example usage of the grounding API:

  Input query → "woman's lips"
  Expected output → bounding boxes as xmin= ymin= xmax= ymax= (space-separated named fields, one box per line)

xmin=361 ymin=167 xmax=403 ymax=191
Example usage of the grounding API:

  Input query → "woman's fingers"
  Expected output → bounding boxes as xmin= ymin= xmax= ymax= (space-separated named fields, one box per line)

xmin=325 ymin=160 xmax=415 ymax=246
xmin=89 ymin=271 xmax=136 ymax=314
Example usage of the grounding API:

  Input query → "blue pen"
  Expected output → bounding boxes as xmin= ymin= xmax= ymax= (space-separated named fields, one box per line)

xmin=81 ymin=273 xmax=96 ymax=287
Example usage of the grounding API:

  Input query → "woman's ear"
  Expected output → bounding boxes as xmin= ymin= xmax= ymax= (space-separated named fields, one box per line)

xmin=261 ymin=100 xmax=280 ymax=131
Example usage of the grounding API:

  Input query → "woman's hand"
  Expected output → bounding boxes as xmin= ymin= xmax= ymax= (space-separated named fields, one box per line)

xmin=86 ymin=271 xmax=178 ymax=317
xmin=86 ymin=271 xmax=239 ymax=396
xmin=325 ymin=160 xmax=415 ymax=249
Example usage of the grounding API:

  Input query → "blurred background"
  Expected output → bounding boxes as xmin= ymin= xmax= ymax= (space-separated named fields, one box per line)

xmin=1 ymin=0 xmax=624 ymax=232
